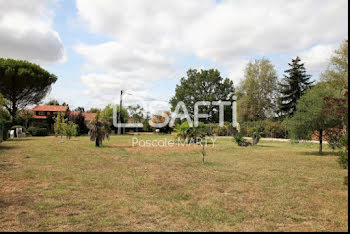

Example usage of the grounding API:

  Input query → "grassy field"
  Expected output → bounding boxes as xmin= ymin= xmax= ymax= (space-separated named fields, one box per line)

xmin=0 ymin=135 xmax=348 ymax=232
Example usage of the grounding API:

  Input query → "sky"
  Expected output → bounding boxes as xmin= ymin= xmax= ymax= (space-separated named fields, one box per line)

xmin=0 ymin=0 xmax=348 ymax=113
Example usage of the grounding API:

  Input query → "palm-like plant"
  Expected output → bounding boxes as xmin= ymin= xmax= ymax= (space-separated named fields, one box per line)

xmin=88 ymin=112 xmax=111 ymax=147
xmin=252 ymin=126 xmax=264 ymax=145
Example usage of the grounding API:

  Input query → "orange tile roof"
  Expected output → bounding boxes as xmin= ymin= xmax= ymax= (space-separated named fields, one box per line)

xmin=83 ymin=113 xmax=97 ymax=121
xmin=33 ymin=105 xmax=69 ymax=112
xmin=69 ymin=111 xmax=96 ymax=121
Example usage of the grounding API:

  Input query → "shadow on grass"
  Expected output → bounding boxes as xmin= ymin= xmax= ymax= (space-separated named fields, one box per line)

xmin=301 ymin=151 xmax=339 ymax=157
xmin=6 ymin=138 xmax=33 ymax=142
xmin=0 ymin=145 xmax=17 ymax=151
xmin=252 ymin=145 xmax=278 ymax=148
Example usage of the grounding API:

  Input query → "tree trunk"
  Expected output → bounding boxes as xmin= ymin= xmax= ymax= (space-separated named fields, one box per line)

xmin=319 ymin=129 xmax=323 ymax=154
xmin=96 ymin=138 xmax=100 ymax=147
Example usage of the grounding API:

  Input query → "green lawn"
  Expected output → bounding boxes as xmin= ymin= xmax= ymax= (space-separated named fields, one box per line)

xmin=0 ymin=135 xmax=348 ymax=232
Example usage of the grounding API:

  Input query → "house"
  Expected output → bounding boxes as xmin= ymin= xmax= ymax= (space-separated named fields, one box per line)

xmin=32 ymin=105 xmax=69 ymax=120
xmin=31 ymin=105 xmax=96 ymax=131
xmin=69 ymin=111 xmax=96 ymax=124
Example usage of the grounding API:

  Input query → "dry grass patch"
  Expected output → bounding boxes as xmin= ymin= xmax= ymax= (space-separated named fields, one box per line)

xmin=0 ymin=136 xmax=348 ymax=232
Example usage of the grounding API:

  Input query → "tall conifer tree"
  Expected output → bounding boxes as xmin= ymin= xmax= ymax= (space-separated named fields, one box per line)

xmin=278 ymin=57 xmax=313 ymax=116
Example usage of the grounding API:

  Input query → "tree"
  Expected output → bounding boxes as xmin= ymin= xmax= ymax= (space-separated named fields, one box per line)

xmin=0 ymin=59 xmax=57 ymax=122
xmin=86 ymin=108 xmax=101 ymax=113
xmin=46 ymin=100 xmax=60 ymax=106
xmin=127 ymin=105 xmax=144 ymax=123
xmin=69 ymin=112 xmax=87 ymax=135
xmin=170 ymin=69 xmax=235 ymax=123
xmin=237 ymin=58 xmax=279 ymax=121
xmin=75 ymin=107 xmax=85 ymax=113
xmin=88 ymin=112 xmax=111 ymax=147
xmin=324 ymin=92 xmax=348 ymax=168
xmin=15 ymin=110 xmax=33 ymax=129
xmin=54 ymin=112 xmax=67 ymax=138
xmin=100 ymin=104 xmax=129 ymax=121
xmin=321 ymin=40 xmax=348 ymax=91
xmin=63 ymin=121 xmax=79 ymax=140
xmin=288 ymin=83 xmax=341 ymax=154
xmin=175 ymin=121 xmax=211 ymax=164
xmin=278 ymin=57 xmax=314 ymax=117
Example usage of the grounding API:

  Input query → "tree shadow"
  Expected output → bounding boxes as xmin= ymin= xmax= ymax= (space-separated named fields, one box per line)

xmin=0 ymin=145 xmax=17 ymax=151
xmin=301 ymin=151 xmax=339 ymax=157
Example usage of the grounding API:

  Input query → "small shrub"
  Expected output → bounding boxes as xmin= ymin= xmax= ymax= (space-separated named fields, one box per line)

xmin=28 ymin=127 xmax=48 ymax=136
xmin=234 ymin=133 xmax=251 ymax=147
xmin=252 ymin=126 xmax=264 ymax=145
xmin=338 ymin=151 xmax=348 ymax=169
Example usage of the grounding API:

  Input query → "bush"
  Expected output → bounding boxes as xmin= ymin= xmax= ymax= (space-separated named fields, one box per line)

xmin=338 ymin=151 xmax=348 ymax=169
xmin=176 ymin=121 xmax=211 ymax=142
xmin=27 ymin=127 xmax=48 ymax=136
xmin=11 ymin=125 xmax=25 ymax=130
xmin=234 ymin=133 xmax=251 ymax=147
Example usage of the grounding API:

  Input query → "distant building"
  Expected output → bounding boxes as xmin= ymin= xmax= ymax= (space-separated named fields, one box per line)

xmin=32 ymin=105 xmax=69 ymax=120
xmin=31 ymin=105 xmax=96 ymax=131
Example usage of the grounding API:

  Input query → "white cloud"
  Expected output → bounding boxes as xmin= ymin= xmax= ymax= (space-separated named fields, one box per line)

xmin=75 ymin=0 xmax=348 ymax=107
xmin=300 ymin=44 xmax=337 ymax=74
xmin=0 ymin=0 xmax=65 ymax=65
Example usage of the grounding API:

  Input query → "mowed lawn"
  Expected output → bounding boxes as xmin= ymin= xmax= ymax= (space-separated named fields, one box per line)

xmin=0 ymin=135 xmax=348 ymax=232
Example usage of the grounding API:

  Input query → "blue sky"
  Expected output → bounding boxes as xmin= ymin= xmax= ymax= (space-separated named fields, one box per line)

xmin=0 ymin=0 xmax=348 ymax=112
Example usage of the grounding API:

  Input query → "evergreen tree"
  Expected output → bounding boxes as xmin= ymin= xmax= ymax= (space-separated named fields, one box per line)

xmin=278 ymin=57 xmax=313 ymax=116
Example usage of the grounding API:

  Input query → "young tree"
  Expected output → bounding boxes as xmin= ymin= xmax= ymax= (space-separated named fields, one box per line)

xmin=88 ymin=113 xmax=111 ymax=147
xmin=278 ymin=57 xmax=314 ymax=117
xmin=54 ymin=112 xmax=67 ymax=138
xmin=46 ymin=100 xmax=60 ymax=106
xmin=0 ymin=59 xmax=57 ymax=122
xmin=321 ymin=40 xmax=348 ymax=91
xmin=237 ymin=58 xmax=279 ymax=121
xmin=170 ymin=69 xmax=235 ymax=123
xmin=288 ymin=84 xmax=341 ymax=154
xmin=64 ymin=121 xmax=79 ymax=140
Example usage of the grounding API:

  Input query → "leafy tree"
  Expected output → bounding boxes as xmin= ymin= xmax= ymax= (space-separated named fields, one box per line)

xmin=100 ymin=104 xmax=129 ymax=121
xmin=63 ymin=121 xmax=79 ymax=140
xmin=321 ymin=40 xmax=348 ymax=91
xmin=88 ymin=112 xmax=111 ymax=147
xmin=324 ymin=92 xmax=348 ymax=168
xmin=288 ymin=83 xmax=341 ymax=154
xmin=46 ymin=100 xmax=60 ymax=106
xmin=75 ymin=107 xmax=85 ymax=112
xmin=278 ymin=57 xmax=314 ymax=117
xmin=69 ymin=112 xmax=87 ymax=135
xmin=86 ymin=108 xmax=101 ymax=113
xmin=170 ymin=69 xmax=235 ymax=123
xmin=127 ymin=105 xmax=144 ymax=123
xmin=15 ymin=110 xmax=33 ymax=129
xmin=237 ymin=59 xmax=279 ymax=121
xmin=0 ymin=59 xmax=57 ymax=121
xmin=54 ymin=112 xmax=67 ymax=138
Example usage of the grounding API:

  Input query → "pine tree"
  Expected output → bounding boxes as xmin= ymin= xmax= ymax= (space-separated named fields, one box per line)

xmin=278 ymin=57 xmax=313 ymax=116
